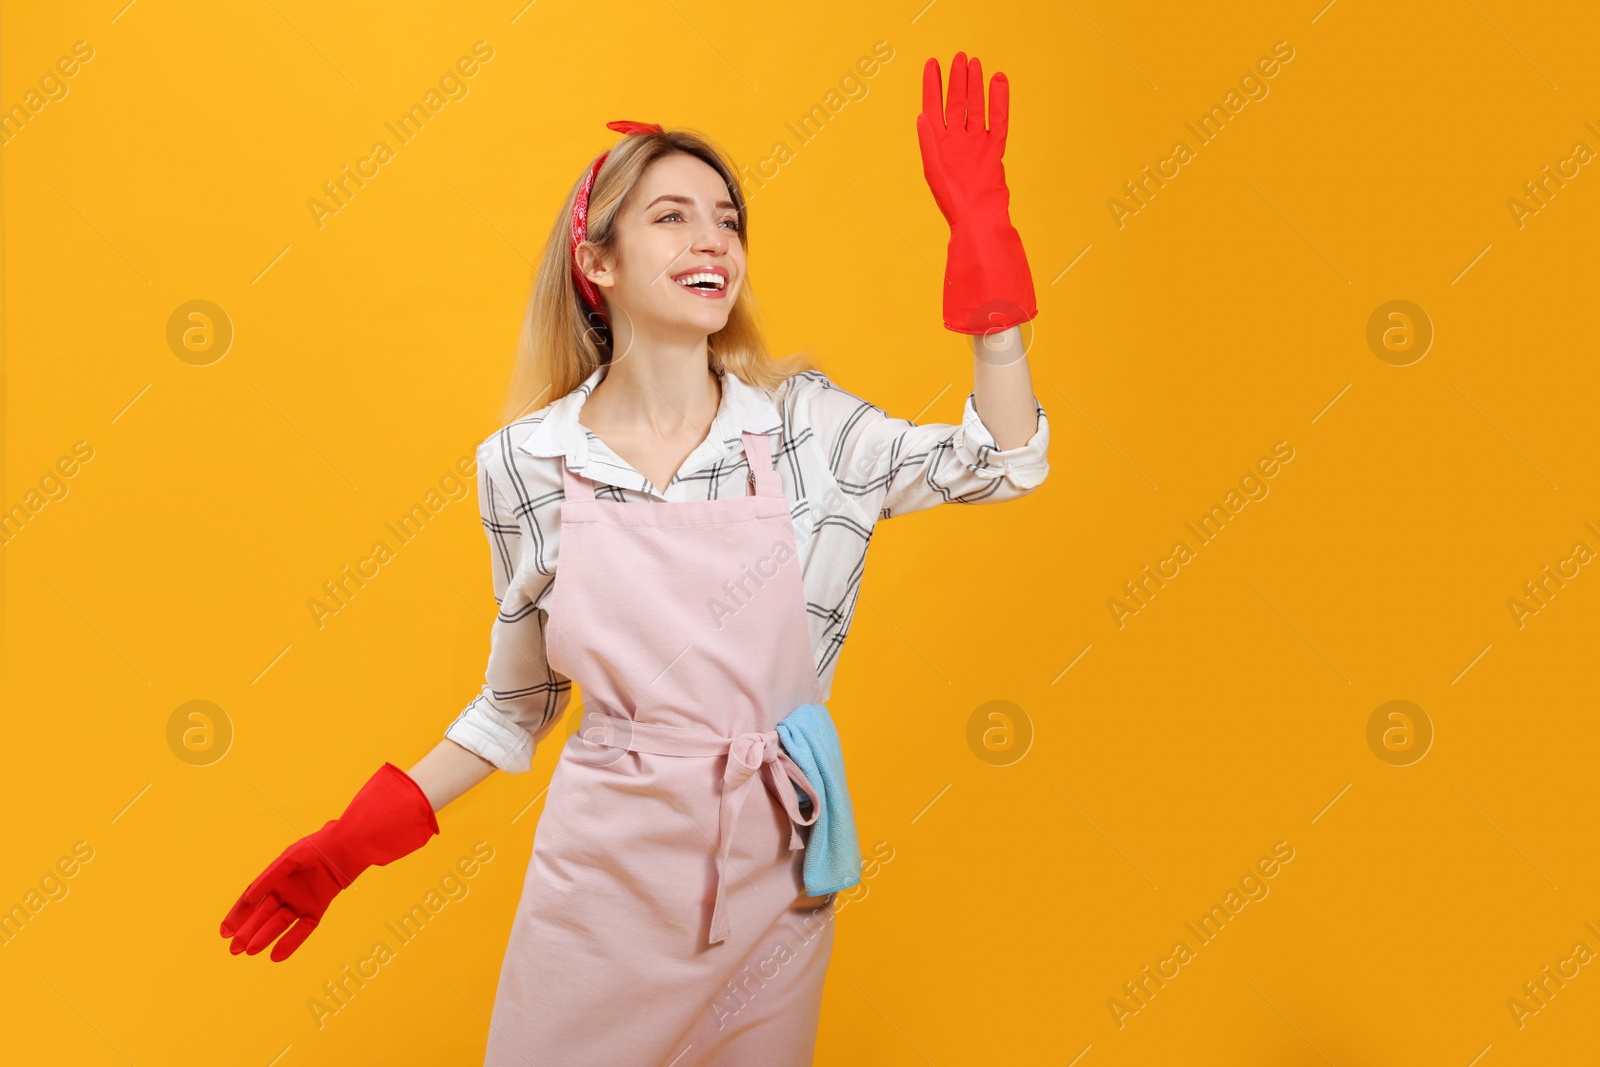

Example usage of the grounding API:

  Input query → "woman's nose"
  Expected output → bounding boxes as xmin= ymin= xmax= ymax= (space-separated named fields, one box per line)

xmin=692 ymin=221 xmax=729 ymax=255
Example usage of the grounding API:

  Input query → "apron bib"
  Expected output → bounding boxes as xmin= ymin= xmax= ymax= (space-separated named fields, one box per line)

xmin=482 ymin=428 xmax=836 ymax=1067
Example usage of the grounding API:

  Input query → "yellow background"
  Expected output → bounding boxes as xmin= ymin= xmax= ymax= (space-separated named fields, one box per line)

xmin=5 ymin=0 xmax=1599 ymax=1063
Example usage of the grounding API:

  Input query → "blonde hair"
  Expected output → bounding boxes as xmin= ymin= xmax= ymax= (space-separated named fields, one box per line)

xmin=501 ymin=125 xmax=813 ymax=425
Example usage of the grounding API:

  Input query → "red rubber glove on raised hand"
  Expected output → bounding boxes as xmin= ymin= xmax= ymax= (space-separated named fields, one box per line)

xmin=916 ymin=52 xmax=1039 ymax=334
xmin=219 ymin=763 xmax=439 ymax=962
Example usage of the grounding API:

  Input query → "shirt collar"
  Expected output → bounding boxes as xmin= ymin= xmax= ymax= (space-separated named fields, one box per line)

xmin=516 ymin=364 xmax=784 ymax=496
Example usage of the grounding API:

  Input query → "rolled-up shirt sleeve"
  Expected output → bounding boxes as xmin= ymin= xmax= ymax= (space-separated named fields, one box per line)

xmin=444 ymin=434 xmax=572 ymax=774
xmin=790 ymin=370 xmax=1050 ymax=521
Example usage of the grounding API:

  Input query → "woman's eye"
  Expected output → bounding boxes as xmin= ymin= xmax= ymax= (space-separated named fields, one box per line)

xmin=656 ymin=211 xmax=740 ymax=233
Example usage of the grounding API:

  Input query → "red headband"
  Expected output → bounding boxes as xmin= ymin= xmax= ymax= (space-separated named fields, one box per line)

xmin=571 ymin=119 xmax=664 ymax=321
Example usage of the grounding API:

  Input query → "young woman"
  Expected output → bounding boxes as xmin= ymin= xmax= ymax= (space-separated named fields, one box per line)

xmin=220 ymin=51 xmax=1050 ymax=1066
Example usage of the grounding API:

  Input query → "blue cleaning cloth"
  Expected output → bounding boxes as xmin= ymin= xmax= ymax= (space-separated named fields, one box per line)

xmin=775 ymin=703 xmax=862 ymax=895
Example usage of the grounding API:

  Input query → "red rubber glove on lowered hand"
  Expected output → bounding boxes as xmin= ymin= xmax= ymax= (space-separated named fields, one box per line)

xmin=219 ymin=763 xmax=439 ymax=962
xmin=916 ymin=52 xmax=1039 ymax=335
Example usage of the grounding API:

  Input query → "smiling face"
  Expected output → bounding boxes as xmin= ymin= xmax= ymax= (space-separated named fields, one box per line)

xmin=577 ymin=151 xmax=745 ymax=340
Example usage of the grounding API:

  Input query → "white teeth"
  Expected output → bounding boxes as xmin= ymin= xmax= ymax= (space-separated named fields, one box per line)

xmin=675 ymin=272 xmax=725 ymax=291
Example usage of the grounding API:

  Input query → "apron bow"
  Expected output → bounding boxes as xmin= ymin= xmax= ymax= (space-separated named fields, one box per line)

xmin=710 ymin=730 xmax=821 ymax=944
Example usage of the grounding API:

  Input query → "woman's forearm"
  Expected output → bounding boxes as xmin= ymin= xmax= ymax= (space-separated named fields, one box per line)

xmin=407 ymin=738 xmax=497 ymax=811
xmin=971 ymin=325 xmax=1039 ymax=450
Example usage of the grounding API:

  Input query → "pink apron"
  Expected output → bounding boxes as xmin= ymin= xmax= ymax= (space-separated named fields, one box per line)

xmin=482 ymin=428 xmax=837 ymax=1067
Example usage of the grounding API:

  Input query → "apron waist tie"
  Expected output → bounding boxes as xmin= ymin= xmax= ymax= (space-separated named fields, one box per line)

xmin=576 ymin=708 xmax=821 ymax=945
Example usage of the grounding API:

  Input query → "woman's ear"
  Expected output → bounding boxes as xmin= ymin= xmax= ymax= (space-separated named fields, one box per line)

xmin=574 ymin=240 xmax=614 ymax=295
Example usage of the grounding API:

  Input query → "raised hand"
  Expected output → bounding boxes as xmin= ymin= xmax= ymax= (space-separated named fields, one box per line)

xmin=916 ymin=51 xmax=1012 ymax=226
xmin=914 ymin=51 xmax=1038 ymax=335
